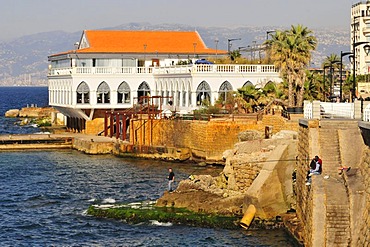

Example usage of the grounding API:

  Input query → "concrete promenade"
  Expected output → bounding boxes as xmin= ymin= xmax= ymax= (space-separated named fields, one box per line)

xmin=0 ymin=133 xmax=115 ymax=152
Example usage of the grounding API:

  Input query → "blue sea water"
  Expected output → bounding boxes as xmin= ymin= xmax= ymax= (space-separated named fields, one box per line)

xmin=0 ymin=87 xmax=296 ymax=246
xmin=0 ymin=86 xmax=49 ymax=134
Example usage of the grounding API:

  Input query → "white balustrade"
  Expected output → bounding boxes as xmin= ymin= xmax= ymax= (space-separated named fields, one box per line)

xmin=49 ymin=64 xmax=279 ymax=76
xmin=304 ymin=101 xmax=313 ymax=119
xmin=363 ymin=104 xmax=370 ymax=121
xmin=320 ymin=102 xmax=354 ymax=119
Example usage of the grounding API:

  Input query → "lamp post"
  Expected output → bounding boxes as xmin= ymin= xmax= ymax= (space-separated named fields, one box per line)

xmin=323 ymin=64 xmax=336 ymax=102
xmin=340 ymin=51 xmax=353 ymax=101
xmin=193 ymin=43 xmax=197 ymax=59
xmin=215 ymin=38 xmax=219 ymax=59
xmin=266 ymin=30 xmax=275 ymax=40
xmin=143 ymin=44 xmax=147 ymax=63
xmin=227 ymin=38 xmax=241 ymax=54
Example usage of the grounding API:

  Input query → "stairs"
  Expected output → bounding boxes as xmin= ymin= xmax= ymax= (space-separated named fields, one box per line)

xmin=319 ymin=120 xmax=352 ymax=246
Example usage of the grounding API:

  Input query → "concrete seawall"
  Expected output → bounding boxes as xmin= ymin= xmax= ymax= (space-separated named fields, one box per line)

xmin=0 ymin=134 xmax=191 ymax=161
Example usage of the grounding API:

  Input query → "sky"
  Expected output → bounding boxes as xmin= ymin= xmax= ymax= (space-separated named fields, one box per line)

xmin=0 ymin=0 xmax=356 ymax=41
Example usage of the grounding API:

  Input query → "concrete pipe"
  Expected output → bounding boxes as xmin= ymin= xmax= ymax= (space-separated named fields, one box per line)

xmin=240 ymin=204 xmax=256 ymax=229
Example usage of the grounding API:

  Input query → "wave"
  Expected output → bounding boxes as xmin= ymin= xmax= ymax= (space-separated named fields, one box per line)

xmin=149 ymin=220 xmax=173 ymax=227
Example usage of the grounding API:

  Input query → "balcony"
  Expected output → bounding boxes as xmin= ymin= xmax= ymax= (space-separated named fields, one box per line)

xmin=48 ymin=64 xmax=279 ymax=77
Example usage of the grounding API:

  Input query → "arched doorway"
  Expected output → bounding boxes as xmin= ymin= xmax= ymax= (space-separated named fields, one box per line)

xmin=196 ymin=81 xmax=211 ymax=106
xmin=218 ymin=81 xmax=233 ymax=103
xmin=117 ymin=81 xmax=131 ymax=104
xmin=97 ymin=81 xmax=110 ymax=104
xmin=137 ymin=81 xmax=151 ymax=103
xmin=76 ymin=81 xmax=90 ymax=104
xmin=243 ymin=81 xmax=254 ymax=88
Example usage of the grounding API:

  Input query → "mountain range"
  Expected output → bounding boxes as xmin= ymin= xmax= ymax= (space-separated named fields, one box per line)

xmin=0 ymin=23 xmax=350 ymax=86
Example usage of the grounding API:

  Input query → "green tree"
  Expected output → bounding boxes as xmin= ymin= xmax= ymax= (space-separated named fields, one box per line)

xmin=266 ymin=25 xmax=317 ymax=107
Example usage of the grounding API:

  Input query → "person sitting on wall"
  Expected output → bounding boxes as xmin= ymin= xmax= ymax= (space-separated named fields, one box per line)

xmin=306 ymin=155 xmax=322 ymax=185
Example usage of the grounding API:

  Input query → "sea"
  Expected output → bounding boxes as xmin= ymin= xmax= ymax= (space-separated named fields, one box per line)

xmin=0 ymin=86 xmax=296 ymax=246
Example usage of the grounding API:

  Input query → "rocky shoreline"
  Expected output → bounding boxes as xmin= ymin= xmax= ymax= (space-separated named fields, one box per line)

xmin=5 ymin=106 xmax=57 ymax=127
xmin=3 ymin=107 xmax=303 ymax=242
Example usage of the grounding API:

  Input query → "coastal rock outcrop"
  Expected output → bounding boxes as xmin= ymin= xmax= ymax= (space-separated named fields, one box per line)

xmin=18 ymin=107 xmax=57 ymax=118
xmin=156 ymin=130 xmax=298 ymax=221
xmin=5 ymin=109 xmax=20 ymax=118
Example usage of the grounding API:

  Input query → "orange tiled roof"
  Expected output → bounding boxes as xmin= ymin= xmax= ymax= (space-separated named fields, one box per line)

xmin=75 ymin=30 xmax=226 ymax=54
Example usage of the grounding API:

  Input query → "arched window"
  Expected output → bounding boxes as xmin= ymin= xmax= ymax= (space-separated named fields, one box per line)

xmin=117 ymin=81 xmax=131 ymax=104
xmin=97 ymin=81 xmax=110 ymax=104
xmin=76 ymin=81 xmax=90 ymax=104
xmin=218 ymin=81 xmax=233 ymax=103
xmin=138 ymin=81 xmax=151 ymax=103
xmin=196 ymin=81 xmax=211 ymax=106
xmin=243 ymin=81 xmax=254 ymax=88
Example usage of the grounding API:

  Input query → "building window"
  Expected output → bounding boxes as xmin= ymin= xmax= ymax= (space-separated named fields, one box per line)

xmin=243 ymin=81 xmax=253 ymax=88
xmin=218 ymin=81 xmax=233 ymax=103
xmin=117 ymin=81 xmax=131 ymax=104
xmin=196 ymin=81 xmax=211 ymax=106
xmin=76 ymin=81 xmax=90 ymax=104
xmin=137 ymin=81 xmax=151 ymax=103
xmin=97 ymin=81 xmax=110 ymax=104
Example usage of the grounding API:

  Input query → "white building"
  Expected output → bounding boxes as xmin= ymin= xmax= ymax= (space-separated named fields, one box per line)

xmin=351 ymin=2 xmax=370 ymax=75
xmin=48 ymin=30 xmax=281 ymax=133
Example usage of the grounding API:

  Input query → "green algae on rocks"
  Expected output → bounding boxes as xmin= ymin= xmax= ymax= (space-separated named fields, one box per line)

xmin=87 ymin=201 xmax=239 ymax=229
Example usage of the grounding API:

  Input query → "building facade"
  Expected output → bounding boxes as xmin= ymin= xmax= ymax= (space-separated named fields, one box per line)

xmin=352 ymin=2 xmax=370 ymax=75
xmin=48 ymin=30 xmax=281 ymax=133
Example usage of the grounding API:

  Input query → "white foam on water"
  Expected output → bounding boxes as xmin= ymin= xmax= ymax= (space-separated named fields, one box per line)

xmin=81 ymin=209 xmax=88 ymax=216
xmin=102 ymin=198 xmax=116 ymax=204
xmin=94 ymin=204 xmax=115 ymax=209
xmin=150 ymin=220 xmax=173 ymax=227
xmin=88 ymin=198 xmax=96 ymax=202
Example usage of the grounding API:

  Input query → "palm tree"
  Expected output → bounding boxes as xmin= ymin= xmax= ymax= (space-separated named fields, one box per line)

xmin=322 ymin=53 xmax=341 ymax=98
xmin=266 ymin=25 xmax=317 ymax=107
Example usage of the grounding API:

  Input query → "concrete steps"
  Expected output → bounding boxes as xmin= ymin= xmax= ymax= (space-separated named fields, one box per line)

xmin=320 ymin=120 xmax=359 ymax=130
xmin=318 ymin=126 xmax=351 ymax=246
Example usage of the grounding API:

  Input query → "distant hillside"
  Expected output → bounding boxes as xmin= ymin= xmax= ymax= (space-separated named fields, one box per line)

xmin=0 ymin=23 xmax=349 ymax=86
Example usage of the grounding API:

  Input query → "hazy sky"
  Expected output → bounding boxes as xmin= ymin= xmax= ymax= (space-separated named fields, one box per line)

xmin=0 ymin=0 xmax=355 ymax=41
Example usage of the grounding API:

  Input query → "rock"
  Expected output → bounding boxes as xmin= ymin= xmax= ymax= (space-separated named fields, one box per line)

xmin=19 ymin=107 xmax=56 ymax=118
xmin=5 ymin=109 xmax=19 ymax=118
xmin=237 ymin=130 xmax=264 ymax=142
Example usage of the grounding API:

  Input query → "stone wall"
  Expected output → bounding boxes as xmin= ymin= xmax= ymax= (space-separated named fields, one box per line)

xmin=86 ymin=118 xmax=105 ymax=135
xmin=355 ymin=147 xmax=370 ymax=246
xmin=295 ymin=120 xmax=323 ymax=247
xmin=131 ymin=115 xmax=299 ymax=162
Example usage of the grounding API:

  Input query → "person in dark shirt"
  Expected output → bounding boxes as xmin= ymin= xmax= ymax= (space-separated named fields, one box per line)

xmin=168 ymin=168 xmax=175 ymax=192
xmin=306 ymin=155 xmax=322 ymax=185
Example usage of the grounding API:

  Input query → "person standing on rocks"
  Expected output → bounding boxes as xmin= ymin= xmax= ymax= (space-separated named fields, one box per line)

xmin=168 ymin=168 xmax=175 ymax=192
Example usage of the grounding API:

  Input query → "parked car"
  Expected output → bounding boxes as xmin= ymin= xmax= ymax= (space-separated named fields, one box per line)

xmin=194 ymin=59 xmax=213 ymax=64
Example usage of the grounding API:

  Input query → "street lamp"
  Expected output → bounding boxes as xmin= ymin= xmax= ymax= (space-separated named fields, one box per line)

xmin=340 ymin=51 xmax=353 ymax=101
xmin=227 ymin=38 xmax=241 ymax=54
xmin=266 ymin=30 xmax=276 ymax=40
xmin=323 ymin=63 xmax=338 ymax=101
xmin=193 ymin=43 xmax=197 ymax=59
xmin=214 ymin=38 xmax=219 ymax=59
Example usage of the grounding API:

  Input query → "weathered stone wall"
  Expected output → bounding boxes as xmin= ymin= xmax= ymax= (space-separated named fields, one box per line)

xmin=295 ymin=120 xmax=322 ymax=247
xmin=131 ymin=115 xmax=299 ymax=162
xmin=85 ymin=118 xmax=105 ymax=135
xmin=356 ymin=147 xmax=370 ymax=246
